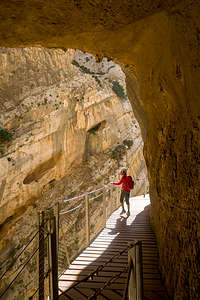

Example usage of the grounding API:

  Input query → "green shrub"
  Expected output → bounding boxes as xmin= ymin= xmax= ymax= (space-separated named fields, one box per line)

xmin=72 ymin=59 xmax=95 ymax=75
xmin=111 ymin=144 xmax=126 ymax=160
xmin=96 ymin=71 xmax=106 ymax=75
xmin=112 ymin=80 xmax=126 ymax=99
xmin=123 ymin=139 xmax=133 ymax=149
xmin=0 ymin=144 xmax=3 ymax=154
xmin=72 ymin=60 xmax=80 ymax=67
xmin=0 ymin=128 xmax=12 ymax=154
xmin=80 ymin=65 xmax=94 ymax=75
xmin=0 ymin=128 xmax=12 ymax=142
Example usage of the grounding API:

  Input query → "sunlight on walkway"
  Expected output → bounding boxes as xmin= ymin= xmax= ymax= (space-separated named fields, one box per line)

xmin=108 ymin=194 xmax=150 ymax=227
xmin=59 ymin=194 xmax=151 ymax=295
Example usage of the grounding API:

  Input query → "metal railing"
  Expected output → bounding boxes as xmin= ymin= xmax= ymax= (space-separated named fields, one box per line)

xmin=0 ymin=185 xmax=144 ymax=299
xmin=57 ymin=185 xmax=120 ymax=277
xmin=123 ymin=241 xmax=143 ymax=300
xmin=0 ymin=212 xmax=59 ymax=300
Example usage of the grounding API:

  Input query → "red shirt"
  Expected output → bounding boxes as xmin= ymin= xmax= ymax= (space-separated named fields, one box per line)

xmin=112 ymin=175 xmax=130 ymax=191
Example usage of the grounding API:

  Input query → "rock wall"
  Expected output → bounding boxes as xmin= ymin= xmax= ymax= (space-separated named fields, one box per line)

xmin=0 ymin=48 xmax=146 ymax=228
xmin=0 ymin=47 xmax=147 ymax=299
xmin=0 ymin=1 xmax=200 ymax=299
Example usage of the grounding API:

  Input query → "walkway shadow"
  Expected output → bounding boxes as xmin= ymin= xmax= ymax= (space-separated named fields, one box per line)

xmin=107 ymin=215 xmax=128 ymax=235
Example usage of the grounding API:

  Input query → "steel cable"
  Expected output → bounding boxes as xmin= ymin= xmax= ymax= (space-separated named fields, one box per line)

xmin=63 ymin=186 xmax=106 ymax=203
xmin=0 ymin=233 xmax=49 ymax=299
xmin=0 ymin=229 xmax=39 ymax=282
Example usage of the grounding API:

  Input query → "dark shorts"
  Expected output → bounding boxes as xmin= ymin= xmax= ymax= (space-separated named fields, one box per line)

xmin=120 ymin=190 xmax=130 ymax=205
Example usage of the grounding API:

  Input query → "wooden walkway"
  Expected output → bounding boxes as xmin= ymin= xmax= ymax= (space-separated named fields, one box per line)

xmin=59 ymin=195 xmax=170 ymax=300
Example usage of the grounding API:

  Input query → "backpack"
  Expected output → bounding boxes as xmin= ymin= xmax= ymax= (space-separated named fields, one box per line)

xmin=126 ymin=176 xmax=134 ymax=190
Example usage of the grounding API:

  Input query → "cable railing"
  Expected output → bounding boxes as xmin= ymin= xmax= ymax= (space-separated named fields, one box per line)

xmin=0 ymin=183 xmax=144 ymax=299
xmin=0 ymin=229 xmax=39 ymax=283
xmin=0 ymin=212 xmax=57 ymax=300
xmin=0 ymin=224 xmax=50 ymax=299
xmin=57 ymin=185 xmax=120 ymax=278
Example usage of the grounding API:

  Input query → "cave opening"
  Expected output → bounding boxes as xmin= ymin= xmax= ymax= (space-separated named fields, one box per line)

xmin=0 ymin=46 xmax=149 ymax=299
xmin=0 ymin=1 xmax=199 ymax=298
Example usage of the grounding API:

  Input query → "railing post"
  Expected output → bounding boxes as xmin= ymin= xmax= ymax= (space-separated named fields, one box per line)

xmin=48 ymin=212 xmax=58 ymax=300
xmin=103 ymin=190 xmax=106 ymax=227
xmin=128 ymin=246 xmax=136 ymax=300
xmin=117 ymin=188 xmax=120 ymax=209
xmin=123 ymin=241 xmax=143 ymax=300
xmin=110 ymin=186 xmax=114 ymax=212
xmin=38 ymin=211 xmax=45 ymax=300
xmin=54 ymin=202 xmax=59 ymax=253
xmin=136 ymin=241 xmax=143 ymax=300
xmin=60 ymin=224 xmax=70 ymax=267
xmin=85 ymin=194 xmax=90 ymax=245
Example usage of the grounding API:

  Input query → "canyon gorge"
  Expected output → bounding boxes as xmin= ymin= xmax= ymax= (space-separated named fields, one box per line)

xmin=0 ymin=47 xmax=147 ymax=298
xmin=0 ymin=0 xmax=200 ymax=299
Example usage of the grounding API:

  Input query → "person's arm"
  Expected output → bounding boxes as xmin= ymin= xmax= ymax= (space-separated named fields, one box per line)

xmin=111 ymin=177 xmax=123 ymax=185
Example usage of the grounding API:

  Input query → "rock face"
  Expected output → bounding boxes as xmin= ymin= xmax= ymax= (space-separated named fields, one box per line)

xmin=0 ymin=47 xmax=147 ymax=299
xmin=0 ymin=47 xmax=146 ymax=227
xmin=0 ymin=1 xmax=200 ymax=299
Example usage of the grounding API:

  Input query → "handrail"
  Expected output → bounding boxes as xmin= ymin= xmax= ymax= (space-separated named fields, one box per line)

xmin=59 ymin=203 xmax=83 ymax=215
xmin=89 ymin=192 xmax=104 ymax=201
xmin=57 ymin=185 xmax=118 ymax=278
xmin=63 ymin=186 xmax=107 ymax=203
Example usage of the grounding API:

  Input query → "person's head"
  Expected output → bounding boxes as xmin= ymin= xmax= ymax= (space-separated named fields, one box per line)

xmin=120 ymin=168 xmax=127 ymax=176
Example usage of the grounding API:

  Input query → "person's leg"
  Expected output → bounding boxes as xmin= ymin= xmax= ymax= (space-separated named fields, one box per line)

xmin=120 ymin=191 xmax=126 ymax=214
xmin=125 ymin=191 xmax=130 ymax=216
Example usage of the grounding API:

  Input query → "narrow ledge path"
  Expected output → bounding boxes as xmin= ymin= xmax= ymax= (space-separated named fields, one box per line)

xmin=59 ymin=195 xmax=170 ymax=300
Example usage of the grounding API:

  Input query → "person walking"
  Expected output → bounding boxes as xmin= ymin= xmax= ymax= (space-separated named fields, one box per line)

xmin=110 ymin=168 xmax=133 ymax=217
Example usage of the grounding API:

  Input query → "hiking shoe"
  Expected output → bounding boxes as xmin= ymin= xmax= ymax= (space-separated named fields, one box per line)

xmin=126 ymin=211 xmax=130 ymax=217
xmin=120 ymin=208 xmax=126 ymax=215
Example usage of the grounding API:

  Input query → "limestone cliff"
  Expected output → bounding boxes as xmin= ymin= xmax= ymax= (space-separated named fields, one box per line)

xmin=0 ymin=48 xmax=146 ymax=230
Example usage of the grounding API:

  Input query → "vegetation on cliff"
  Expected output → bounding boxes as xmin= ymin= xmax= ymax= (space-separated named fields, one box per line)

xmin=0 ymin=128 xmax=12 ymax=154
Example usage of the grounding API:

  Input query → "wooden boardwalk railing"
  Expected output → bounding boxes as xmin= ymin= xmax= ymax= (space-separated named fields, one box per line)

xmin=58 ymin=195 xmax=170 ymax=300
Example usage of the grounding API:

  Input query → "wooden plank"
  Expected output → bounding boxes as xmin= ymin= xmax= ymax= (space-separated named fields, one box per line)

xmin=87 ymin=246 xmax=155 ymax=252
xmin=62 ymin=269 xmax=161 ymax=278
xmin=61 ymin=287 xmax=88 ymax=300
xmin=59 ymin=274 xmax=126 ymax=283
xmin=70 ymin=261 xmax=128 ymax=267
xmin=71 ymin=282 xmax=125 ymax=290
xmin=79 ymin=252 xmax=158 ymax=258
xmin=100 ymin=289 xmax=123 ymax=300
xmin=62 ymin=269 xmax=128 ymax=277
xmin=67 ymin=265 xmax=126 ymax=272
